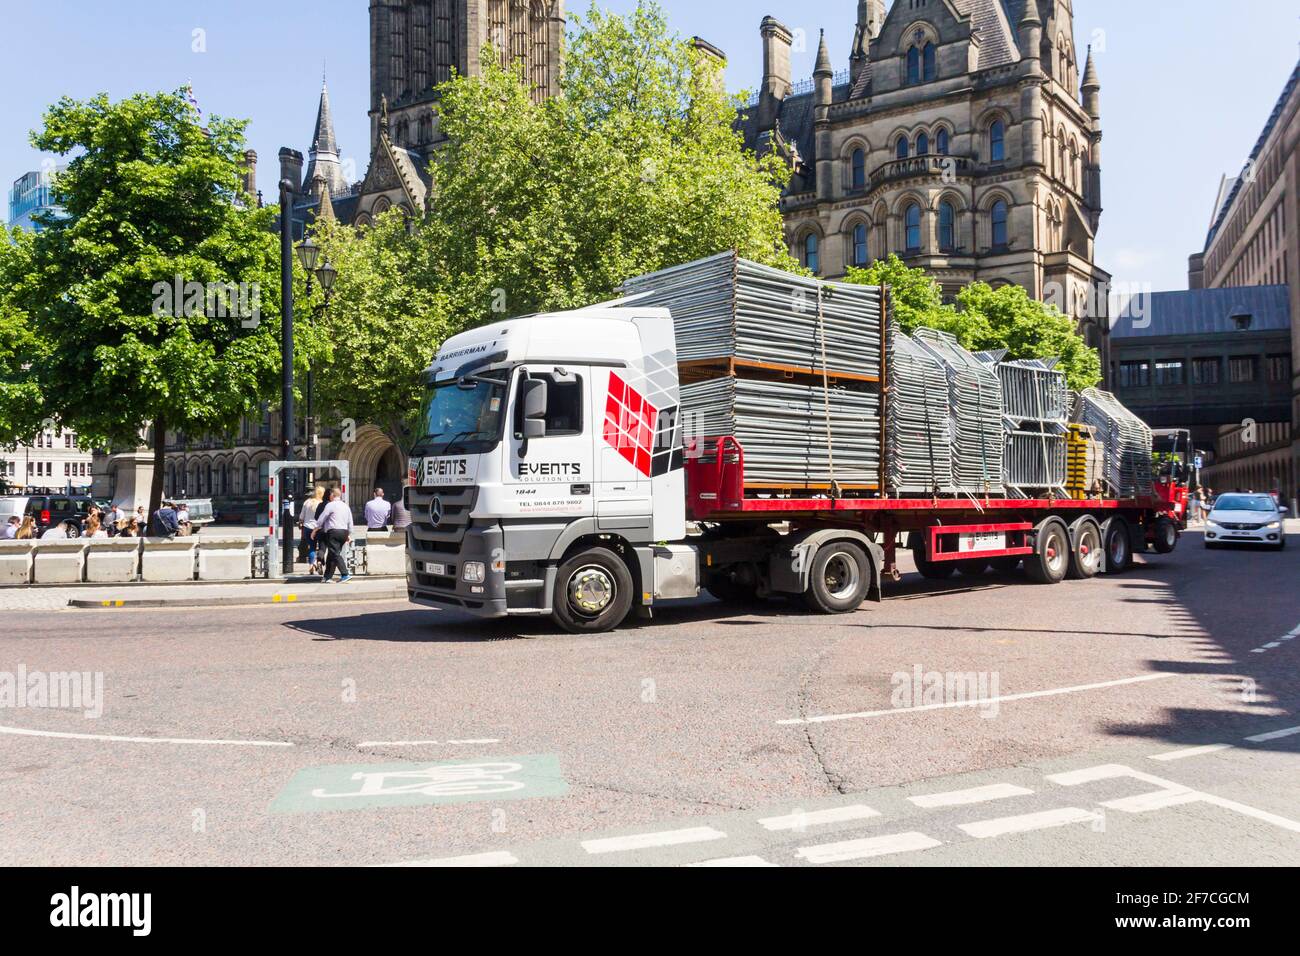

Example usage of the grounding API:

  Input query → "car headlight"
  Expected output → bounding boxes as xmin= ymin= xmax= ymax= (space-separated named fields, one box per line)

xmin=462 ymin=561 xmax=486 ymax=583
xmin=1205 ymin=519 xmax=1219 ymax=529
xmin=1266 ymin=521 xmax=1281 ymax=530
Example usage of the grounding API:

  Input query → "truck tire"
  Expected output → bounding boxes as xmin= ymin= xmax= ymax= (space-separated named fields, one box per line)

xmin=551 ymin=547 xmax=634 ymax=634
xmin=1152 ymin=516 xmax=1178 ymax=554
xmin=1067 ymin=517 xmax=1103 ymax=580
xmin=909 ymin=532 xmax=955 ymax=580
xmin=1025 ymin=518 xmax=1070 ymax=584
xmin=803 ymin=542 xmax=871 ymax=614
xmin=1102 ymin=518 xmax=1133 ymax=574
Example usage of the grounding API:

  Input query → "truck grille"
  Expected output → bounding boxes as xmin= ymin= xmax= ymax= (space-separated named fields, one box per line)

xmin=408 ymin=486 xmax=479 ymax=554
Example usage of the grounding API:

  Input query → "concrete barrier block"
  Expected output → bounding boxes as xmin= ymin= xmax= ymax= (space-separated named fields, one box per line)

xmin=32 ymin=541 xmax=88 ymax=584
xmin=84 ymin=539 xmax=141 ymax=583
xmin=140 ymin=538 xmax=197 ymax=582
xmin=196 ymin=536 xmax=252 ymax=581
xmin=362 ymin=531 xmax=407 ymax=576
xmin=0 ymin=541 xmax=36 ymax=586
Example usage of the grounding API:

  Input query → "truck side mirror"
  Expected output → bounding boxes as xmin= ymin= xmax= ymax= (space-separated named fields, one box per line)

xmin=515 ymin=378 xmax=548 ymax=452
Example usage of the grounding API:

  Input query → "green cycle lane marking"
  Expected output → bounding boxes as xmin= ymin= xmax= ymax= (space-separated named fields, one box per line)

xmin=271 ymin=754 xmax=567 ymax=813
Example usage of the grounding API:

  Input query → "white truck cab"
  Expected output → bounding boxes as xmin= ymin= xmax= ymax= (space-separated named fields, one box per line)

xmin=406 ymin=304 xmax=697 ymax=631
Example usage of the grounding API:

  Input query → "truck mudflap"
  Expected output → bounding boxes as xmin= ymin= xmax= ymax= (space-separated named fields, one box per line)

xmin=407 ymin=524 xmax=509 ymax=617
xmin=771 ymin=529 xmax=884 ymax=604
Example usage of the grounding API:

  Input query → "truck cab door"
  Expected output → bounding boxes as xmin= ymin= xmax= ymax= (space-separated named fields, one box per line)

xmin=503 ymin=366 xmax=595 ymax=521
xmin=593 ymin=366 xmax=655 ymax=530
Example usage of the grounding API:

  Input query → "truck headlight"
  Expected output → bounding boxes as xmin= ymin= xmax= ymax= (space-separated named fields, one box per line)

xmin=462 ymin=561 xmax=486 ymax=583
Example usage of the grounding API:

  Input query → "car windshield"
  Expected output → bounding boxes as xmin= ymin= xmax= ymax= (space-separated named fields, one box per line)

xmin=1212 ymin=495 xmax=1275 ymax=513
xmin=413 ymin=371 xmax=509 ymax=455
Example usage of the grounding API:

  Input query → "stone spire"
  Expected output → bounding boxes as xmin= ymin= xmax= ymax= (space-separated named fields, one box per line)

xmin=304 ymin=78 xmax=348 ymax=197
xmin=1018 ymin=0 xmax=1043 ymax=66
xmin=814 ymin=30 xmax=834 ymax=106
xmin=1081 ymin=46 xmax=1100 ymax=117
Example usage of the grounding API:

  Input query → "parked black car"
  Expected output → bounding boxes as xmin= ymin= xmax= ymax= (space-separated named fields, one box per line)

xmin=0 ymin=494 xmax=97 ymax=534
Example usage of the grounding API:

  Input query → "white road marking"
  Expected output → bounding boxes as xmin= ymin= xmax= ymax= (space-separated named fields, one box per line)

xmin=1149 ymin=743 xmax=1233 ymax=762
xmin=907 ymin=783 xmax=1033 ymax=808
xmin=777 ymin=673 xmax=1175 ymax=725
xmin=687 ymin=855 xmax=779 ymax=867
xmin=1245 ymin=725 xmax=1300 ymax=743
xmin=1047 ymin=763 xmax=1300 ymax=834
xmin=356 ymin=739 xmax=501 ymax=748
xmin=0 ymin=723 xmax=292 ymax=747
xmin=958 ymin=807 xmax=1099 ymax=839
xmin=581 ymin=826 xmax=727 ymax=855
xmin=1247 ymin=621 xmax=1300 ymax=655
xmin=380 ymin=851 xmax=518 ymax=867
xmin=796 ymin=831 xmax=942 ymax=864
xmin=757 ymin=804 xmax=880 ymax=831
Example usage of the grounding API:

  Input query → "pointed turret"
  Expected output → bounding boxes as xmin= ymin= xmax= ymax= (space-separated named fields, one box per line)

xmin=304 ymin=79 xmax=349 ymax=197
xmin=851 ymin=0 xmax=886 ymax=82
xmin=1081 ymin=46 xmax=1101 ymax=118
xmin=814 ymin=29 xmax=834 ymax=107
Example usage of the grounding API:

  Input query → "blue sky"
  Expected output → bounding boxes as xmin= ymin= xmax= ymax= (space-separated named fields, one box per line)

xmin=2 ymin=1 xmax=1297 ymax=293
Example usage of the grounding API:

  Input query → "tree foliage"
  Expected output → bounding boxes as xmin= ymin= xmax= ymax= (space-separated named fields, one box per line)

xmin=8 ymin=90 xmax=307 ymax=512
xmin=847 ymin=254 xmax=1101 ymax=391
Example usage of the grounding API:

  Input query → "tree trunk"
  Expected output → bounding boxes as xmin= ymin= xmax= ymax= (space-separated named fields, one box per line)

xmin=148 ymin=413 xmax=166 ymax=521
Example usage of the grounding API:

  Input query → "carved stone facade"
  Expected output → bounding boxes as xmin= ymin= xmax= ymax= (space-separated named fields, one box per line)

xmin=738 ymin=1 xmax=1110 ymax=364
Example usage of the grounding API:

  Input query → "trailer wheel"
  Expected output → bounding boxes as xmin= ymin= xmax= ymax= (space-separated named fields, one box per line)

xmin=551 ymin=547 xmax=634 ymax=634
xmin=803 ymin=543 xmax=871 ymax=614
xmin=1067 ymin=517 xmax=1102 ymax=580
xmin=1025 ymin=518 xmax=1070 ymax=584
xmin=1102 ymin=518 xmax=1133 ymax=574
xmin=1152 ymin=516 xmax=1178 ymax=554
xmin=909 ymin=532 xmax=955 ymax=580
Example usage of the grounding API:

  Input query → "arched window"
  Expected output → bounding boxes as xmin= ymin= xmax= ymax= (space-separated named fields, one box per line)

xmin=939 ymin=201 xmax=956 ymax=252
xmin=990 ymin=200 xmax=1009 ymax=249
xmin=936 ymin=128 xmax=949 ymax=155
xmin=904 ymin=203 xmax=922 ymax=253
xmin=916 ymin=132 xmax=929 ymax=156
xmin=907 ymin=47 xmax=920 ymax=85
xmin=923 ymin=42 xmax=936 ymax=82
xmin=989 ymin=120 xmax=1006 ymax=163
xmin=803 ymin=233 xmax=820 ymax=274
xmin=896 ymin=137 xmax=909 ymax=160
xmin=852 ymin=222 xmax=870 ymax=266
xmin=851 ymin=148 xmax=866 ymax=189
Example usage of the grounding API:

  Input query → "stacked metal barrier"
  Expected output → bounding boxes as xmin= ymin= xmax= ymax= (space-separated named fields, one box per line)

xmin=988 ymin=358 xmax=1069 ymax=497
xmin=885 ymin=328 xmax=953 ymax=494
xmin=681 ymin=378 xmax=881 ymax=486
xmin=912 ymin=328 xmax=1005 ymax=495
xmin=1074 ymin=388 xmax=1154 ymax=498
xmin=621 ymin=251 xmax=883 ymax=378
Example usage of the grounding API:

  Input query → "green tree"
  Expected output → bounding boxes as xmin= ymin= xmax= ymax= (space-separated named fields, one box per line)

xmin=316 ymin=0 xmax=793 ymax=452
xmin=847 ymin=254 xmax=1100 ymax=391
xmin=0 ymin=233 xmax=46 ymax=445
xmin=10 ymin=90 xmax=305 ymax=515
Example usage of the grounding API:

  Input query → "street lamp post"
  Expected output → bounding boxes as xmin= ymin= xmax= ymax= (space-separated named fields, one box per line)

xmin=279 ymin=180 xmax=296 ymax=572
xmin=294 ymin=236 xmax=337 ymax=484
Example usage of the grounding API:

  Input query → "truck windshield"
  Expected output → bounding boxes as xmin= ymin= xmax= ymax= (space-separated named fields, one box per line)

xmin=413 ymin=371 xmax=508 ymax=456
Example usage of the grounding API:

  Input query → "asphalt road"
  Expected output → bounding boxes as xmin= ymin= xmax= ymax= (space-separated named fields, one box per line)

xmin=2 ymin=526 xmax=1298 ymax=867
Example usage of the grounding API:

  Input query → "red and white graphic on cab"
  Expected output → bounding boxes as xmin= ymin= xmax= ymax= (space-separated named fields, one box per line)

xmin=603 ymin=371 xmax=657 ymax=477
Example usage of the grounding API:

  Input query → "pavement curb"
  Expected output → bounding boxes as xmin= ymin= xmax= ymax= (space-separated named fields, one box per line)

xmin=69 ymin=588 xmax=408 ymax=609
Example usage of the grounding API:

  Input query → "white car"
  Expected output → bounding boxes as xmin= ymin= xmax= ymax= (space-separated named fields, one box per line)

xmin=1204 ymin=494 xmax=1288 ymax=551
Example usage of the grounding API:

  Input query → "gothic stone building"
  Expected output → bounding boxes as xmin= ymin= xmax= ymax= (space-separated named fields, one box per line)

xmin=740 ymin=0 xmax=1110 ymax=361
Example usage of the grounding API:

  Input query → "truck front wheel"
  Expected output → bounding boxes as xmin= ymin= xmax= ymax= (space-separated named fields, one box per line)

xmin=552 ymin=548 xmax=634 ymax=634
xmin=803 ymin=543 xmax=871 ymax=614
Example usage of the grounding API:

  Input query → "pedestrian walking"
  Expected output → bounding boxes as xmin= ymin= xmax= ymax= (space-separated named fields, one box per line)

xmin=364 ymin=488 xmax=392 ymax=531
xmin=315 ymin=488 xmax=354 ymax=583
xmin=298 ymin=486 xmax=325 ymax=569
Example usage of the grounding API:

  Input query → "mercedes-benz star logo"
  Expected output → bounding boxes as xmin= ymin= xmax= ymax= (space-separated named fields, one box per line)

xmin=429 ymin=496 xmax=444 ymax=527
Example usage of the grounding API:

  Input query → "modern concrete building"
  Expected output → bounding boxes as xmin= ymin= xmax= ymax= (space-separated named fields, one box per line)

xmin=1111 ymin=287 xmax=1292 ymax=502
xmin=1187 ymin=59 xmax=1299 ymax=507
xmin=738 ymin=1 xmax=1110 ymax=364
xmin=1 ymin=427 xmax=94 ymax=494
xmin=7 ymin=165 xmax=66 ymax=233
